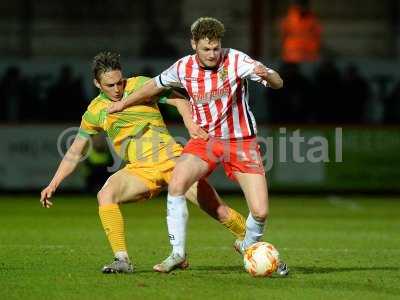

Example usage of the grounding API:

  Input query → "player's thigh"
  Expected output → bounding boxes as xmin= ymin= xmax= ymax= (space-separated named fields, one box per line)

xmin=98 ymin=169 xmax=152 ymax=205
xmin=168 ymin=153 xmax=210 ymax=195
xmin=234 ymin=172 xmax=269 ymax=219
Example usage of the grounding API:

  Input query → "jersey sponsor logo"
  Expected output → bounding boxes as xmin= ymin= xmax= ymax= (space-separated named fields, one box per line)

xmin=192 ymin=86 xmax=230 ymax=104
xmin=168 ymin=234 xmax=175 ymax=241
xmin=184 ymin=77 xmax=198 ymax=81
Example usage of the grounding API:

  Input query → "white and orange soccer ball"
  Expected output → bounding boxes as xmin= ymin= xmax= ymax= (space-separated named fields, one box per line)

xmin=243 ymin=242 xmax=279 ymax=277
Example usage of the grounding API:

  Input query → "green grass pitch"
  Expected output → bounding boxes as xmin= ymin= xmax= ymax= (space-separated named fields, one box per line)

xmin=0 ymin=195 xmax=399 ymax=299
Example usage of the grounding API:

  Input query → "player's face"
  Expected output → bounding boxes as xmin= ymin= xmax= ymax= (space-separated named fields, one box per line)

xmin=192 ymin=38 xmax=222 ymax=68
xmin=95 ymin=70 xmax=126 ymax=102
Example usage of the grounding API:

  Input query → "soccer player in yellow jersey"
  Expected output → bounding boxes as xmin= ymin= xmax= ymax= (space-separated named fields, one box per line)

xmin=40 ymin=51 xmax=246 ymax=273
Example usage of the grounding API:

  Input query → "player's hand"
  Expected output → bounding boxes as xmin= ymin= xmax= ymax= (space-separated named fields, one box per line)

xmin=187 ymin=122 xmax=208 ymax=140
xmin=40 ymin=185 xmax=56 ymax=208
xmin=254 ymin=64 xmax=271 ymax=79
xmin=107 ymin=100 xmax=125 ymax=114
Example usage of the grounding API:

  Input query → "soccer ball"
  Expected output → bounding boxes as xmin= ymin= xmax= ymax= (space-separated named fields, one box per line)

xmin=243 ymin=242 xmax=279 ymax=277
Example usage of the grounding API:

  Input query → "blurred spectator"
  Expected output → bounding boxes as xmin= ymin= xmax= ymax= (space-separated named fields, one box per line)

xmin=280 ymin=0 xmax=322 ymax=63
xmin=46 ymin=65 xmax=86 ymax=122
xmin=341 ymin=64 xmax=371 ymax=123
xmin=0 ymin=66 xmax=28 ymax=122
xmin=384 ymin=82 xmax=400 ymax=124
xmin=368 ymin=74 xmax=393 ymax=124
xmin=313 ymin=59 xmax=342 ymax=123
xmin=27 ymin=74 xmax=53 ymax=121
xmin=266 ymin=63 xmax=314 ymax=123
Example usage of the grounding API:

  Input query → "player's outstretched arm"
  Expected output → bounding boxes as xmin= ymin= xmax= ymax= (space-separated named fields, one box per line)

xmin=254 ymin=65 xmax=283 ymax=89
xmin=40 ymin=136 xmax=89 ymax=208
xmin=108 ymin=79 xmax=165 ymax=113
xmin=166 ymin=98 xmax=208 ymax=140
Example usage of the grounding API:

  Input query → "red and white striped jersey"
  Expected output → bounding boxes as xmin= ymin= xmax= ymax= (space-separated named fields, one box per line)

xmin=155 ymin=48 xmax=269 ymax=139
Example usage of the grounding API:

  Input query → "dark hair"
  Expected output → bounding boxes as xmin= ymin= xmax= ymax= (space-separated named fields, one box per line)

xmin=190 ymin=17 xmax=225 ymax=42
xmin=92 ymin=51 xmax=121 ymax=81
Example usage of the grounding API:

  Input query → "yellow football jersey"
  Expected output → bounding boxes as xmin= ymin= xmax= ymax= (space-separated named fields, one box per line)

xmin=78 ymin=76 xmax=180 ymax=164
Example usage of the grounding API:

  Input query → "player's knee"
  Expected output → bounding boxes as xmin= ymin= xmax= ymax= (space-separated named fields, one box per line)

xmin=216 ymin=205 xmax=230 ymax=221
xmin=168 ymin=177 xmax=187 ymax=196
xmin=251 ymin=209 xmax=268 ymax=222
xmin=97 ymin=186 xmax=117 ymax=206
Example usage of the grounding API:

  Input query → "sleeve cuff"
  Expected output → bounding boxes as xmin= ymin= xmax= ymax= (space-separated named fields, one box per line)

xmin=77 ymin=129 xmax=93 ymax=139
xmin=155 ymin=75 xmax=165 ymax=88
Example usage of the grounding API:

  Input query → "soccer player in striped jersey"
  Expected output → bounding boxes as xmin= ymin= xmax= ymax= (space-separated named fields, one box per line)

xmin=40 ymin=51 xmax=247 ymax=274
xmin=108 ymin=17 xmax=289 ymax=276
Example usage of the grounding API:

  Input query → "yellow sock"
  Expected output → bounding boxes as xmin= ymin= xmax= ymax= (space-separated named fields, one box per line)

xmin=221 ymin=207 xmax=246 ymax=239
xmin=99 ymin=203 xmax=127 ymax=255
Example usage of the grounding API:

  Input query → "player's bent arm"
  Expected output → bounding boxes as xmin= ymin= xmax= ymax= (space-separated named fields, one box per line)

xmin=40 ymin=136 xmax=89 ymax=207
xmin=254 ymin=65 xmax=283 ymax=89
xmin=165 ymin=98 xmax=192 ymax=127
xmin=166 ymin=98 xmax=209 ymax=140
xmin=108 ymin=78 xmax=165 ymax=113
xmin=266 ymin=69 xmax=283 ymax=89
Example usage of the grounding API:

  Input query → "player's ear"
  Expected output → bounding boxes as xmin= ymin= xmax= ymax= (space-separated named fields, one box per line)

xmin=93 ymin=79 xmax=101 ymax=89
xmin=191 ymin=39 xmax=197 ymax=51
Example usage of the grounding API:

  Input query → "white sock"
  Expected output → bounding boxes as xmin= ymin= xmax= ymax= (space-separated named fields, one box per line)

xmin=166 ymin=193 xmax=188 ymax=257
xmin=115 ymin=251 xmax=129 ymax=262
xmin=242 ymin=213 xmax=265 ymax=250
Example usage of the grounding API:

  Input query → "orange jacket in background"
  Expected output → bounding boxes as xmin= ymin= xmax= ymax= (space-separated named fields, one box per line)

xmin=281 ymin=5 xmax=322 ymax=63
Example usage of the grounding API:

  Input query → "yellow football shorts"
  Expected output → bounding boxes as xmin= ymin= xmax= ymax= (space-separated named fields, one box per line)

xmin=123 ymin=142 xmax=183 ymax=198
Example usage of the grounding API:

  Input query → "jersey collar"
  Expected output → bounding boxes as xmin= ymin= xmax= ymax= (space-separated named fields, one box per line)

xmin=98 ymin=90 xmax=128 ymax=102
xmin=195 ymin=53 xmax=223 ymax=71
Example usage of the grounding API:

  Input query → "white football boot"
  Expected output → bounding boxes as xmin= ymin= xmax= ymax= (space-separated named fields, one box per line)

xmin=153 ymin=253 xmax=188 ymax=273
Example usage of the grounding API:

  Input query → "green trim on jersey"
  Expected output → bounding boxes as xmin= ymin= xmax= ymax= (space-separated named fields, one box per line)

xmin=82 ymin=110 xmax=100 ymax=127
xmin=98 ymin=92 xmax=112 ymax=102
xmin=77 ymin=128 xmax=92 ymax=139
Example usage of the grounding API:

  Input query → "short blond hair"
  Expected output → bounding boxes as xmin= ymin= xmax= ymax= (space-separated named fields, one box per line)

xmin=191 ymin=17 xmax=225 ymax=42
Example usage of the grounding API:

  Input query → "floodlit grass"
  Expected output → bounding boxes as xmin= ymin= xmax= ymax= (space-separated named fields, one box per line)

xmin=0 ymin=195 xmax=399 ymax=299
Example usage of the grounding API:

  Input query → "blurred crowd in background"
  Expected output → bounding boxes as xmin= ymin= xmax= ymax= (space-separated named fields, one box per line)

xmin=1 ymin=60 xmax=399 ymax=124
xmin=1 ymin=0 xmax=400 ymax=125
xmin=1 ymin=0 xmax=400 ymax=193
